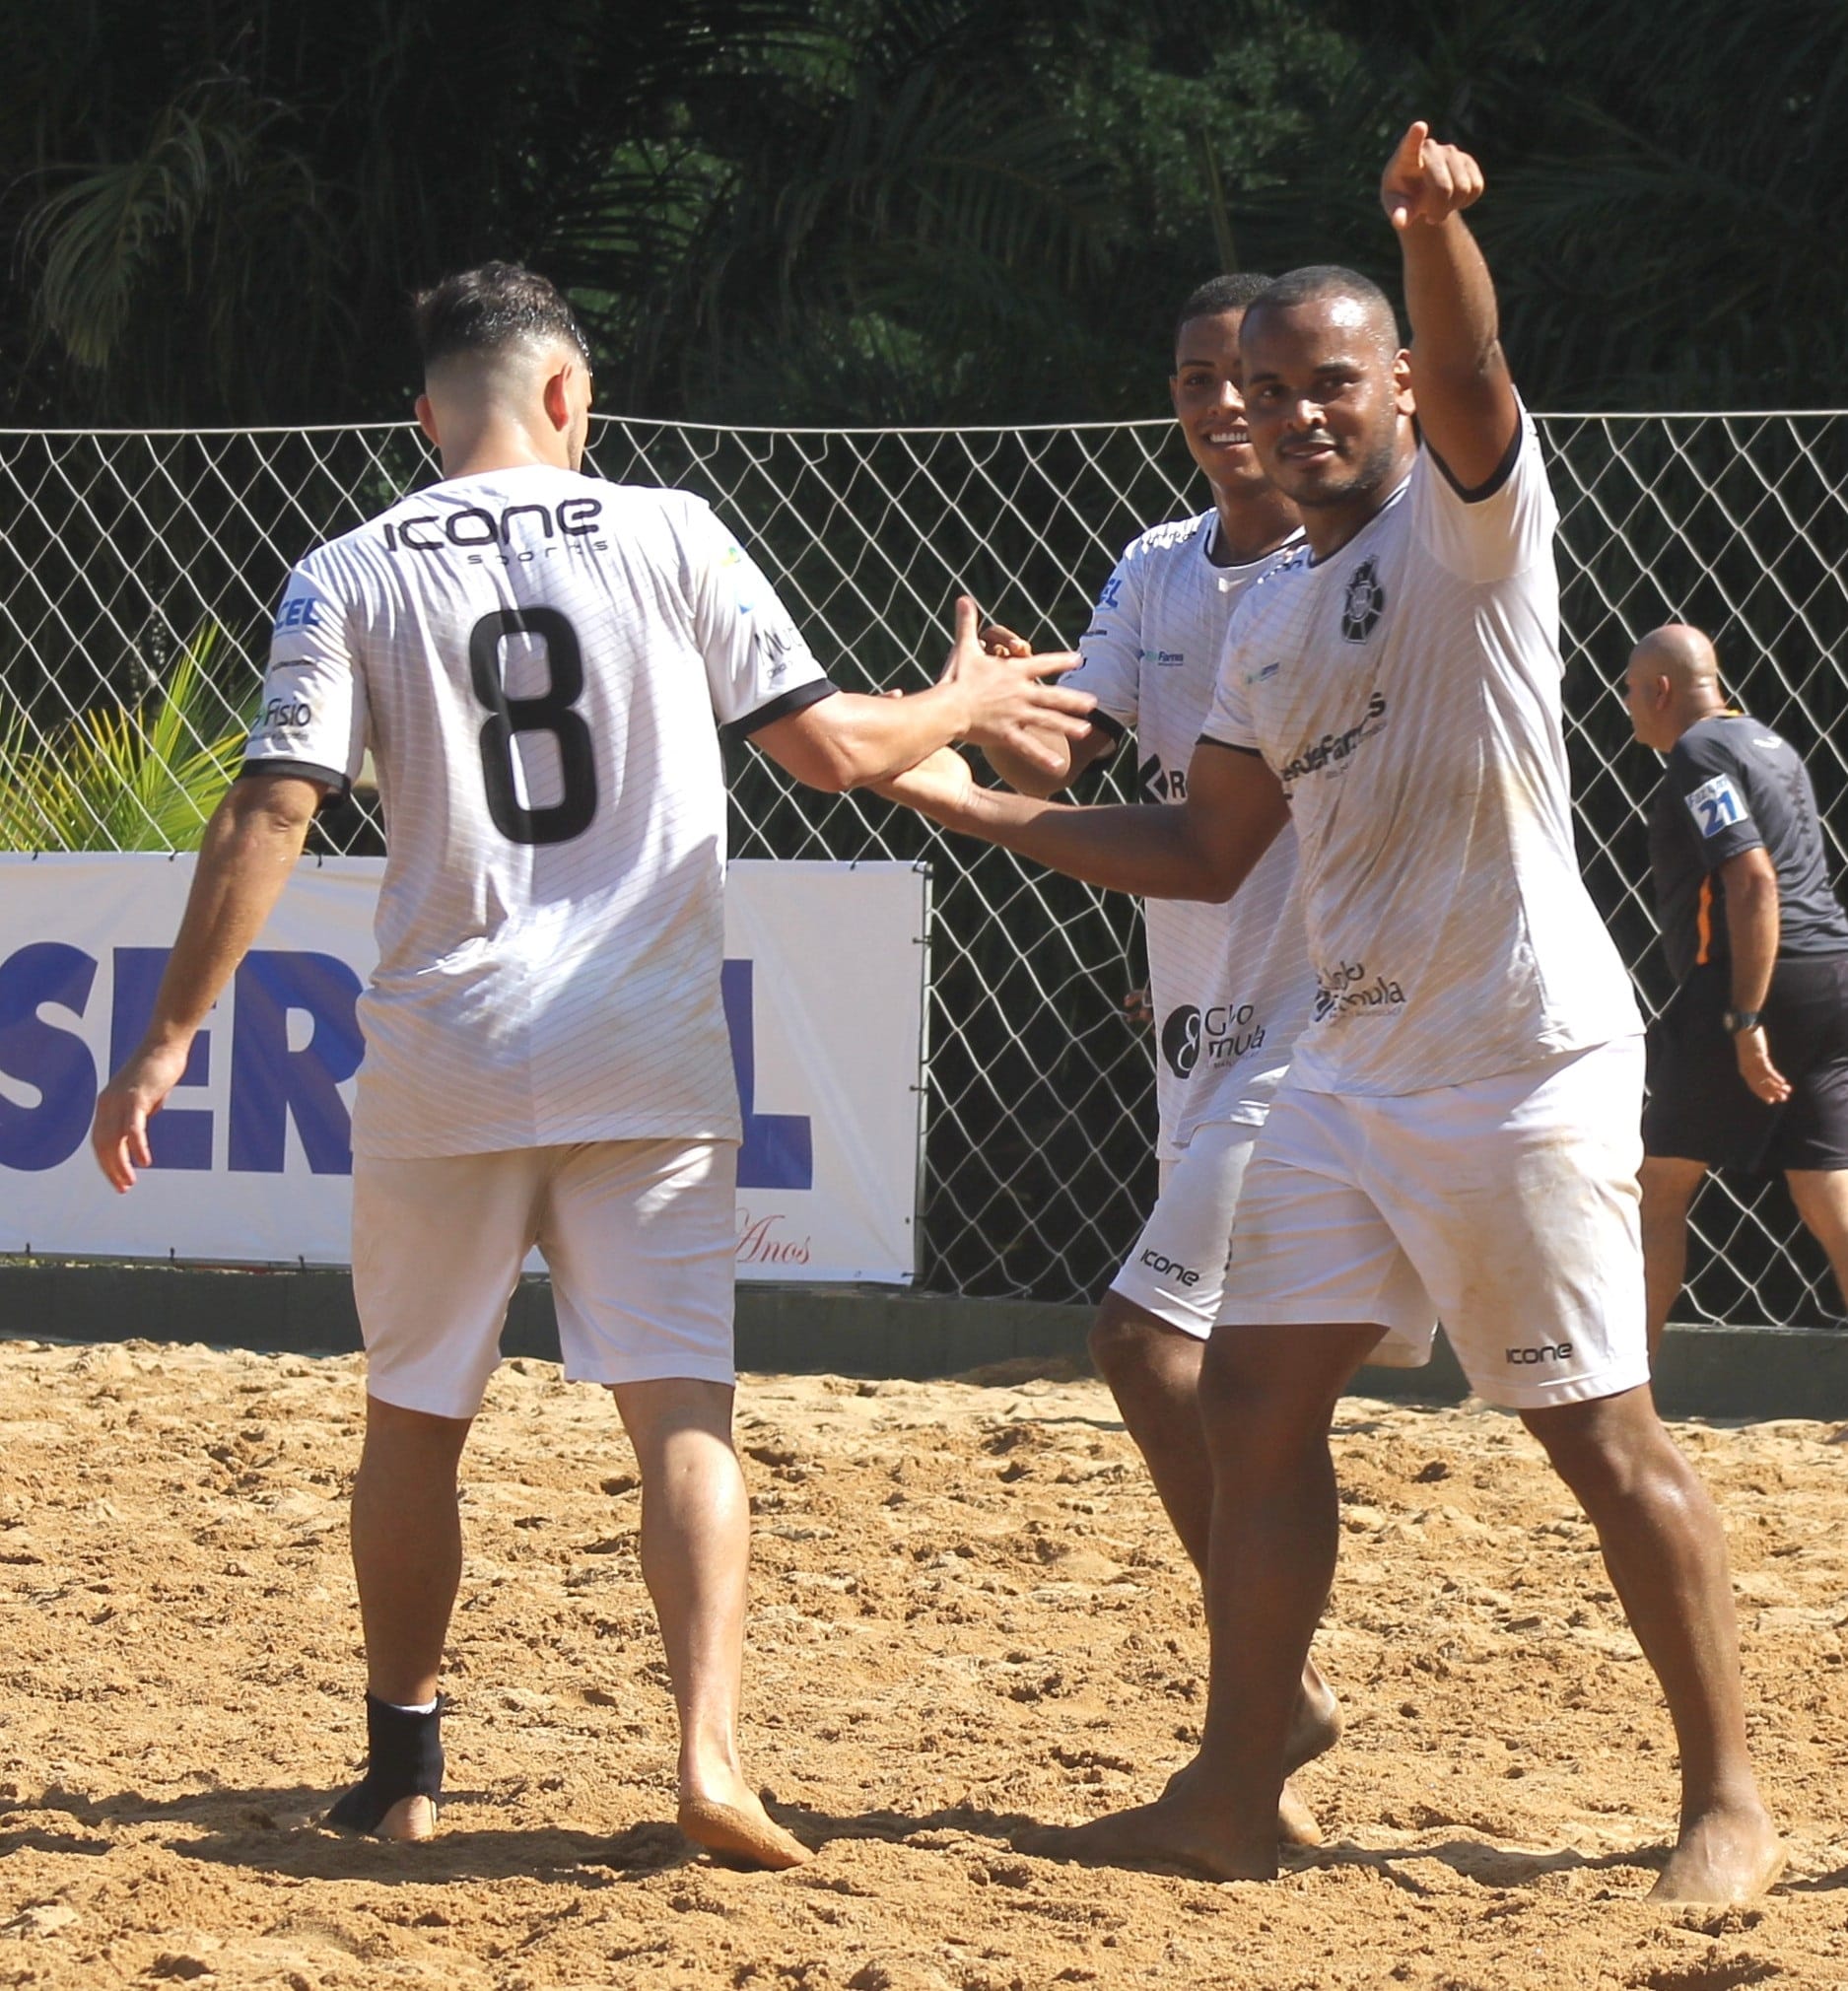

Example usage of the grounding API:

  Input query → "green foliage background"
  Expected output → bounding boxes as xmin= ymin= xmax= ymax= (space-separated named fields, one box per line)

xmin=3 ymin=0 xmax=1838 ymax=427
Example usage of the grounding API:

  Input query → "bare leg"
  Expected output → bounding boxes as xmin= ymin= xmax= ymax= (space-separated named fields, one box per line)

xmin=1090 ymin=1294 xmax=1341 ymax=1838
xmin=1023 ymin=1323 xmax=1380 ymax=1879
xmin=609 ymin=1376 xmax=808 ymax=1869
xmin=346 ymin=1394 xmax=473 ymax=1840
xmin=1785 ymin=1168 xmax=1848 ymax=1317
xmin=1639 ymin=1155 xmax=1707 ymax=1359
xmin=1521 ymin=1386 xmax=1782 ymax=1902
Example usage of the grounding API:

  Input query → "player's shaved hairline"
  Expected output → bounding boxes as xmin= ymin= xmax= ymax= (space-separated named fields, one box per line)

xmin=413 ymin=263 xmax=592 ymax=380
xmin=1174 ymin=271 xmax=1275 ymax=353
xmin=1243 ymin=265 xmax=1403 ymax=363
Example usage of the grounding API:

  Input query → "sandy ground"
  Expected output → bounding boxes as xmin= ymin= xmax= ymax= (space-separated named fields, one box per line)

xmin=0 ymin=1339 xmax=1845 ymax=1989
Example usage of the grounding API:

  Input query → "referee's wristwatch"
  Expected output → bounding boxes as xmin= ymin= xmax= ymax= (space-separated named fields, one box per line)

xmin=1723 ymin=1007 xmax=1763 ymax=1035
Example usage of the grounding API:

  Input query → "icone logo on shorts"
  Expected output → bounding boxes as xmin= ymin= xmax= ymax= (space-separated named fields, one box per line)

xmin=1506 ymin=1341 xmax=1574 ymax=1365
xmin=1160 ymin=1002 xmax=1266 ymax=1078
xmin=1140 ymin=1248 xmax=1199 ymax=1287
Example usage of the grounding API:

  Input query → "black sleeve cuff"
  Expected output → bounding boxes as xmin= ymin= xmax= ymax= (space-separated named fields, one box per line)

xmin=239 ymin=758 xmax=350 ymax=805
xmin=1086 ymin=710 xmax=1129 ymax=745
xmin=723 ymin=678 xmax=839 ymax=744
xmin=1196 ymin=735 xmax=1265 ymax=757
xmin=1424 ymin=418 xmax=1524 ymax=505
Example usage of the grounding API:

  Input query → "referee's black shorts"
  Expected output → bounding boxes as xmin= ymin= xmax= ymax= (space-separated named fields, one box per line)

xmin=1644 ymin=954 xmax=1848 ymax=1173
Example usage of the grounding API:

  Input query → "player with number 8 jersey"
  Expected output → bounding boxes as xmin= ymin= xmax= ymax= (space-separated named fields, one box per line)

xmin=247 ymin=468 xmax=839 ymax=1158
xmin=92 ymin=262 xmax=1091 ymax=1870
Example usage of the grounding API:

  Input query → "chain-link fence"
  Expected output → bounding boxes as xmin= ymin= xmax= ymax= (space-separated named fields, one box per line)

xmin=3 ymin=411 xmax=1846 ymax=1321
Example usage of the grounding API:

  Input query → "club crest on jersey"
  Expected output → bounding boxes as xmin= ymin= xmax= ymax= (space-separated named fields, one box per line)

xmin=1340 ymin=557 xmax=1385 ymax=643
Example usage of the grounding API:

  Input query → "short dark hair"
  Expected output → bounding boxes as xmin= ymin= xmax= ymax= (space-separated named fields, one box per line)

xmin=412 ymin=263 xmax=591 ymax=372
xmin=1174 ymin=272 xmax=1274 ymax=347
xmin=1245 ymin=265 xmax=1402 ymax=355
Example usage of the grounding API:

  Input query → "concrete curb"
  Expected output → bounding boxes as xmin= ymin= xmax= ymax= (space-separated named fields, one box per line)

xmin=0 ymin=1264 xmax=1843 ymax=1422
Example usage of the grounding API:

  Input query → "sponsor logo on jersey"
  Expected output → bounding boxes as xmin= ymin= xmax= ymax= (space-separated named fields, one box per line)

xmin=1339 ymin=556 xmax=1385 ymax=642
xmin=253 ymin=693 xmax=313 ymax=734
xmin=380 ymin=495 xmax=605 ymax=555
xmin=1138 ymin=753 xmax=1186 ymax=802
xmin=1138 ymin=648 xmax=1185 ymax=666
xmin=1245 ymin=660 xmax=1281 ymax=685
xmin=1278 ymin=692 xmax=1389 ymax=789
xmin=1312 ymin=958 xmax=1405 ymax=1024
xmin=1506 ymin=1341 xmax=1574 ymax=1365
xmin=274 ymin=594 xmax=322 ymax=633
xmin=1160 ymin=1001 xmax=1266 ymax=1077
xmin=1094 ymin=574 xmax=1124 ymax=612
xmin=1139 ymin=1247 xmax=1199 ymax=1286
xmin=1684 ymin=773 xmax=1746 ymax=839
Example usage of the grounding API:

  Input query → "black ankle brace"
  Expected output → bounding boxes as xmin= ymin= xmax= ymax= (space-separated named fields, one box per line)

xmin=326 ymin=1692 xmax=445 ymax=1834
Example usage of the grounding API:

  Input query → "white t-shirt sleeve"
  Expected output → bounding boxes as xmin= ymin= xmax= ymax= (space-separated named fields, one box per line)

xmin=1064 ymin=539 xmax=1146 ymax=739
xmin=1409 ymin=401 xmax=1558 ymax=585
xmin=682 ymin=501 xmax=835 ymax=736
xmin=1198 ymin=601 xmax=1262 ymax=754
xmin=241 ymin=558 xmax=369 ymax=792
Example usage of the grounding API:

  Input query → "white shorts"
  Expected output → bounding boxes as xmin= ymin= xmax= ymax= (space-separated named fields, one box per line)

xmin=1109 ymin=1119 xmax=1260 ymax=1338
xmin=352 ymin=1138 xmax=737 ymax=1420
xmin=1217 ymin=1040 xmax=1651 ymax=1410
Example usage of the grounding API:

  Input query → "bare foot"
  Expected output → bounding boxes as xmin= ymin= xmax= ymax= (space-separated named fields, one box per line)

xmin=371 ymin=1794 xmax=437 ymax=1841
xmin=1648 ymin=1804 xmax=1785 ymax=1904
xmin=1158 ymin=1755 xmax=1320 ymax=1847
xmin=1015 ymin=1793 xmax=1275 ymax=1882
xmin=678 ymin=1790 xmax=812 ymax=1870
xmin=1287 ymin=1658 xmax=1343 ymax=1775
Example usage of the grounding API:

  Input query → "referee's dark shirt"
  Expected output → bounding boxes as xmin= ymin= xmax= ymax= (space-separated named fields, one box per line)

xmin=1649 ymin=712 xmax=1848 ymax=984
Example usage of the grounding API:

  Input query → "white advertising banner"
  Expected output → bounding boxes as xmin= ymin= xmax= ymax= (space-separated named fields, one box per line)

xmin=0 ymin=855 xmax=926 ymax=1282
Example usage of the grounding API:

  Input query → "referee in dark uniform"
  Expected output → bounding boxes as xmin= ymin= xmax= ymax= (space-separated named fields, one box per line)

xmin=1623 ymin=622 xmax=1848 ymax=1351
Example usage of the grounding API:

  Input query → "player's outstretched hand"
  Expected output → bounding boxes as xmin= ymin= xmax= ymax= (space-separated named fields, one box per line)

xmin=871 ymin=744 xmax=976 ymax=820
xmin=1381 ymin=120 xmax=1485 ymax=231
xmin=980 ymin=620 xmax=1031 ymax=659
xmin=92 ymin=1040 xmax=192 ymax=1192
xmin=1735 ymin=1026 xmax=1793 ymax=1107
xmin=939 ymin=596 xmax=1092 ymax=776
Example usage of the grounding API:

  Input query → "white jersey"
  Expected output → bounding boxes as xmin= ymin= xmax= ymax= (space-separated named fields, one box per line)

xmin=243 ymin=466 xmax=835 ymax=1158
xmin=1200 ymin=410 xmax=1639 ymax=1097
xmin=1073 ymin=510 xmax=1311 ymax=1157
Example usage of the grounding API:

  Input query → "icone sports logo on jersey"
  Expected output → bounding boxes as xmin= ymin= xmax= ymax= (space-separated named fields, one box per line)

xmin=1278 ymin=692 xmax=1389 ymax=790
xmin=380 ymin=495 xmax=606 ymax=556
xmin=1312 ymin=958 xmax=1404 ymax=1024
xmin=1139 ymin=1247 xmax=1199 ymax=1287
xmin=1160 ymin=1000 xmax=1266 ymax=1078
xmin=1340 ymin=557 xmax=1386 ymax=642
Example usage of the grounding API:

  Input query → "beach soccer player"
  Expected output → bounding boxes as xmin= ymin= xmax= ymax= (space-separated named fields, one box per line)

xmin=980 ymin=273 xmax=1338 ymax=1839
xmin=874 ymin=127 xmax=1782 ymax=1901
xmin=90 ymin=262 xmax=1090 ymax=1865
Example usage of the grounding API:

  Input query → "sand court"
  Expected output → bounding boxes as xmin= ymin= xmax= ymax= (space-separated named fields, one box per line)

xmin=0 ymin=1336 xmax=1846 ymax=1987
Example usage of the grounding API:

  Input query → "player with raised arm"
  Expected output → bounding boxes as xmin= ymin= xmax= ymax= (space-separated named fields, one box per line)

xmin=89 ymin=263 xmax=1090 ymax=1865
xmin=983 ymin=274 xmax=1337 ymax=1842
xmin=878 ymin=131 xmax=1782 ymax=1900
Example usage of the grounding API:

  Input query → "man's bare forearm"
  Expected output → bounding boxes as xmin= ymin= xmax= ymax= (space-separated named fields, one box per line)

xmin=1400 ymin=216 xmax=1502 ymax=384
xmin=909 ymin=780 xmax=1278 ymax=903
xmin=138 ymin=782 xmax=317 ymax=1047
xmin=1725 ymin=872 xmax=1780 ymax=1014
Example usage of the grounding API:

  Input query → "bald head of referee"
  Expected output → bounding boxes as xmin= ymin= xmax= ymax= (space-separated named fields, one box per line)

xmin=411 ymin=263 xmax=595 ymax=477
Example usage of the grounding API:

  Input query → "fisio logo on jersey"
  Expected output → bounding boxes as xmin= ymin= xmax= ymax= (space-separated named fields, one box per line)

xmin=1278 ymin=692 xmax=1389 ymax=790
xmin=253 ymin=694 xmax=313 ymax=736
